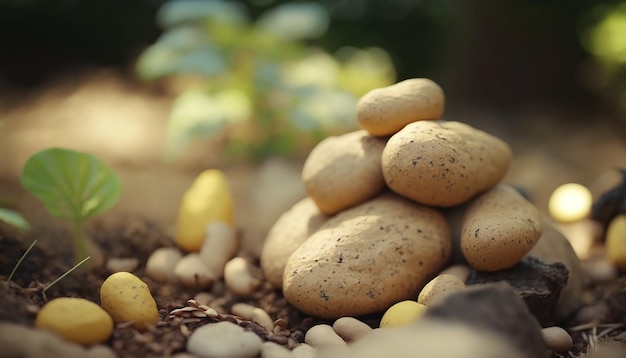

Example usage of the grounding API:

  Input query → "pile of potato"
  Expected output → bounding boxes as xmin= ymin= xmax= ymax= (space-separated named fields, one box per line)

xmin=260 ymin=78 xmax=544 ymax=319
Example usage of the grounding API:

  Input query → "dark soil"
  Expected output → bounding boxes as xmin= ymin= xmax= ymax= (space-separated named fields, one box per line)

xmin=1 ymin=217 xmax=625 ymax=357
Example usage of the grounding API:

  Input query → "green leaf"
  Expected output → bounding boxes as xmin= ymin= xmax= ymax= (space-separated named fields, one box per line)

xmin=20 ymin=148 xmax=121 ymax=225
xmin=157 ymin=0 xmax=248 ymax=28
xmin=256 ymin=2 xmax=329 ymax=40
xmin=0 ymin=208 xmax=30 ymax=232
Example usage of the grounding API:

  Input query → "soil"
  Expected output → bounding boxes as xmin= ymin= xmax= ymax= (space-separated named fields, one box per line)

xmin=0 ymin=70 xmax=625 ymax=357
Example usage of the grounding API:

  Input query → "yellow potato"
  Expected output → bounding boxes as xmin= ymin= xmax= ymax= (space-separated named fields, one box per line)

xmin=379 ymin=301 xmax=426 ymax=328
xmin=357 ymin=78 xmax=445 ymax=136
xmin=175 ymin=169 xmax=234 ymax=252
xmin=460 ymin=186 xmax=543 ymax=272
xmin=606 ymin=214 xmax=626 ymax=270
xmin=382 ymin=121 xmax=512 ymax=207
xmin=100 ymin=272 xmax=159 ymax=331
xmin=35 ymin=297 xmax=113 ymax=345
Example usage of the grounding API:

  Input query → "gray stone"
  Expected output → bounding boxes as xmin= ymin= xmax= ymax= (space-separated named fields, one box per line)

xmin=466 ymin=256 xmax=568 ymax=326
xmin=187 ymin=321 xmax=263 ymax=358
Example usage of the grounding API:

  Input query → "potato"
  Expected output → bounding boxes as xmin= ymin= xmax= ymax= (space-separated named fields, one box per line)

xmin=357 ymin=78 xmax=445 ymax=136
xmin=379 ymin=301 xmax=427 ymax=328
xmin=100 ymin=272 xmax=159 ymax=331
xmin=461 ymin=186 xmax=543 ymax=272
xmin=260 ymin=197 xmax=328 ymax=288
xmin=417 ymin=274 xmax=465 ymax=306
xmin=382 ymin=120 xmax=512 ymax=207
xmin=283 ymin=193 xmax=451 ymax=318
xmin=302 ymin=130 xmax=387 ymax=214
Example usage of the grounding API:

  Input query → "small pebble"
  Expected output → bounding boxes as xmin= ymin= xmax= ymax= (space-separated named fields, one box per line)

xmin=194 ymin=291 xmax=214 ymax=306
xmin=105 ymin=257 xmax=139 ymax=273
xmin=379 ymin=301 xmax=426 ymax=328
xmin=332 ymin=317 xmax=372 ymax=342
xmin=304 ymin=324 xmax=347 ymax=348
xmin=146 ymin=247 xmax=183 ymax=282
xmin=35 ymin=297 xmax=113 ymax=345
xmin=199 ymin=221 xmax=238 ymax=278
xmin=584 ymin=257 xmax=618 ymax=282
xmin=224 ymin=257 xmax=262 ymax=297
xmin=187 ymin=321 xmax=263 ymax=358
xmin=251 ymin=308 xmax=274 ymax=332
xmin=260 ymin=341 xmax=292 ymax=358
xmin=231 ymin=303 xmax=256 ymax=320
xmin=174 ymin=253 xmax=214 ymax=288
xmin=291 ymin=343 xmax=316 ymax=358
xmin=541 ymin=326 xmax=573 ymax=352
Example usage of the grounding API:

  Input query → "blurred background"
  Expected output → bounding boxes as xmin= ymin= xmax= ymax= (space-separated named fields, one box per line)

xmin=0 ymin=0 xmax=625 ymax=253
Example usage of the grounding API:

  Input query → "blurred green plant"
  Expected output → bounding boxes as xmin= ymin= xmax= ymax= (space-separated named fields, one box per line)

xmin=0 ymin=206 xmax=30 ymax=233
xmin=581 ymin=1 xmax=626 ymax=114
xmin=20 ymin=148 xmax=121 ymax=266
xmin=136 ymin=0 xmax=395 ymax=161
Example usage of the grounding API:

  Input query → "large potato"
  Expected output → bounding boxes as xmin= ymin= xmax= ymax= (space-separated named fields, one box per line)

xmin=357 ymin=78 xmax=444 ymax=136
xmin=461 ymin=186 xmax=543 ymax=272
xmin=260 ymin=197 xmax=328 ymax=288
xmin=302 ymin=130 xmax=387 ymax=214
xmin=382 ymin=120 xmax=512 ymax=207
xmin=283 ymin=193 xmax=451 ymax=318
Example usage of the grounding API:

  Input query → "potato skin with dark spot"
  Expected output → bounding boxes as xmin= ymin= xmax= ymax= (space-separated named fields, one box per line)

xmin=461 ymin=186 xmax=543 ymax=272
xmin=381 ymin=120 xmax=512 ymax=207
xmin=282 ymin=193 xmax=451 ymax=319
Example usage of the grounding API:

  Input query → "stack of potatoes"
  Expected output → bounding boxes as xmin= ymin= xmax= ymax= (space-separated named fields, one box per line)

xmin=260 ymin=78 xmax=544 ymax=319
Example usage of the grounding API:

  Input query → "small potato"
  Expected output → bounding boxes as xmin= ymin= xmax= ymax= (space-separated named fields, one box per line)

xmin=100 ymin=272 xmax=159 ymax=331
xmin=379 ymin=301 xmax=426 ymax=328
xmin=461 ymin=186 xmax=543 ymax=272
xmin=417 ymin=274 xmax=465 ymax=306
xmin=302 ymin=130 xmax=387 ymax=214
xmin=357 ymin=78 xmax=445 ymax=136
xmin=382 ymin=120 xmax=512 ymax=207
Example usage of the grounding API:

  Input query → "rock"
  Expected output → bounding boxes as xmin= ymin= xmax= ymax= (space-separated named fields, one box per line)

xmin=100 ymin=271 xmax=159 ymax=331
xmin=528 ymin=216 xmax=584 ymax=319
xmin=356 ymin=78 xmax=445 ymax=136
xmin=283 ymin=193 xmax=451 ymax=318
xmin=304 ymin=324 xmax=347 ymax=348
xmin=0 ymin=322 xmax=116 ymax=358
xmin=379 ymin=300 xmax=427 ymax=328
xmin=466 ymin=257 xmax=568 ymax=326
xmin=439 ymin=263 xmax=471 ymax=281
xmin=260 ymin=342 xmax=292 ymax=358
xmin=331 ymin=317 xmax=372 ymax=342
xmin=292 ymin=344 xmax=316 ymax=358
xmin=301 ymin=130 xmax=387 ymax=214
xmin=541 ymin=326 xmax=573 ymax=352
xmin=187 ymin=321 xmax=263 ymax=358
xmin=174 ymin=253 xmax=214 ymax=288
xmin=381 ymin=121 xmax=512 ymax=207
xmin=224 ymin=257 xmax=262 ymax=297
xmin=35 ymin=297 xmax=113 ymax=345
xmin=146 ymin=247 xmax=183 ymax=282
xmin=240 ymin=157 xmax=306 ymax=257
xmin=198 ymin=221 xmax=238 ymax=279
xmin=251 ymin=308 xmax=274 ymax=333
xmin=260 ymin=197 xmax=328 ymax=289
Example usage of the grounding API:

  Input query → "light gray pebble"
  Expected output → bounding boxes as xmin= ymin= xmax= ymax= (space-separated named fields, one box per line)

xmin=541 ymin=326 xmax=573 ymax=352
xmin=292 ymin=344 xmax=316 ymax=358
xmin=332 ymin=317 xmax=372 ymax=342
xmin=187 ymin=321 xmax=262 ymax=358
xmin=304 ymin=324 xmax=347 ymax=349
xmin=260 ymin=342 xmax=292 ymax=358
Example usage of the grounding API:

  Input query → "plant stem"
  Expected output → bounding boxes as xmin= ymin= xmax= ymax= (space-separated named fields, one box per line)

xmin=72 ymin=222 xmax=90 ymax=267
xmin=43 ymin=256 xmax=91 ymax=293
xmin=6 ymin=240 xmax=37 ymax=283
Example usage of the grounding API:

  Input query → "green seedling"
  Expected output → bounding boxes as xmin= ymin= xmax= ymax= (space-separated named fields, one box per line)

xmin=20 ymin=148 xmax=121 ymax=266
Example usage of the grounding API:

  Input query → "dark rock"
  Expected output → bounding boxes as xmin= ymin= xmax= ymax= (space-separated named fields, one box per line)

xmin=424 ymin=283 xmax=547 ymax=358
xmin=466 ymin=256 xmax=568 ymax=326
